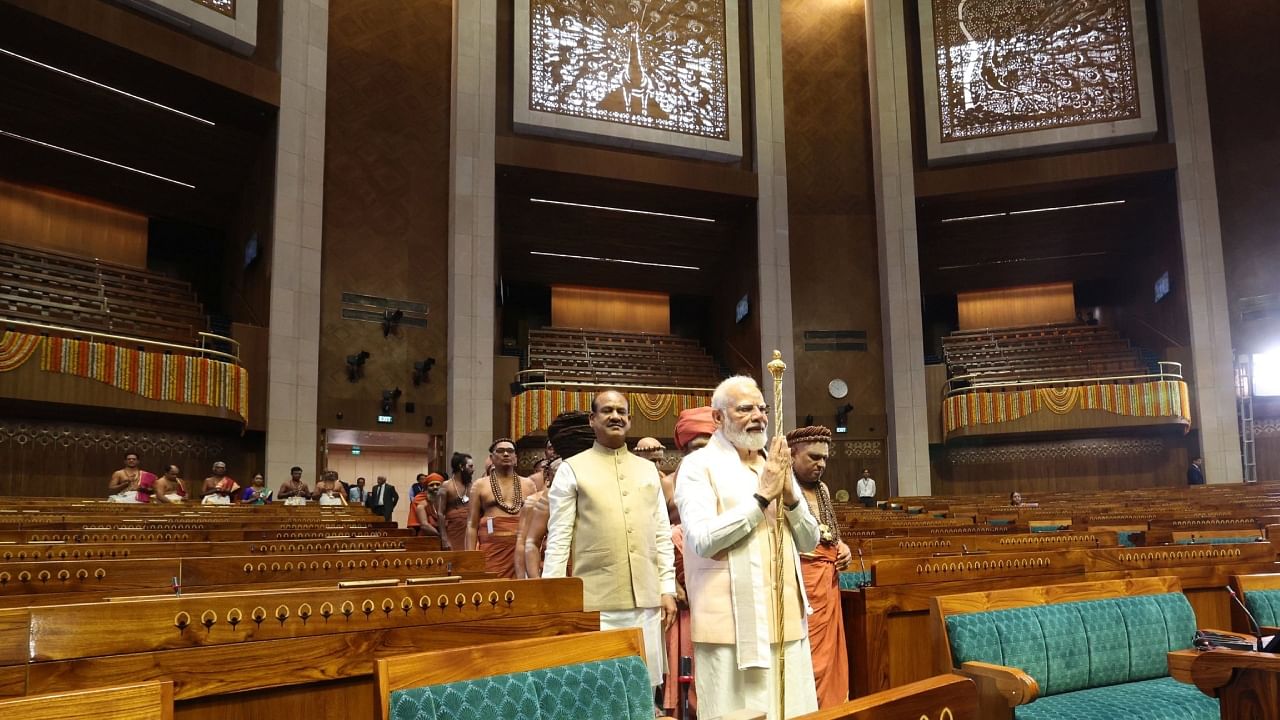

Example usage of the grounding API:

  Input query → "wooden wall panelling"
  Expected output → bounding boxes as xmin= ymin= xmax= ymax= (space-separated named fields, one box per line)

xmin=0 ymin=417 xmax=254 ymax=498
xmin=930 ymin=435 xmax=1190 ymax=496
xmin=780 ymin=0 xmax=887 ymax=476
xmin=231 ymin=323 xmax=269 ymax=432
xmin=0 ymin=181 xmax=147 ymax=267
xmin=549 ymin=286 xmax=670 ymax=334
xmin=1199 ymin=1 xmax=1280 ymax=355
xmin=318 ymin=0 xmax=452 ymax=435
xmin=323 ymin=448 xmax=432 ymax=526
xmin=956 ymin=282 xmax=1075 ymax=330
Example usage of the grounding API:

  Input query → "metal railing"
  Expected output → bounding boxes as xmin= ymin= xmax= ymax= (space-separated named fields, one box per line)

xmin=1 ymin=317 xmax=241 ymax=364
xmin=943 ymin=361 xmax=1183 ymax=397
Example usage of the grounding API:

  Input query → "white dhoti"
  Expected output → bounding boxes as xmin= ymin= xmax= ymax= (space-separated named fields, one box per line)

xmin=600 ymin=606 xmax=665 ymax=687
xmin=107 ymin=492 xmax=140 ymax=503
xmin=692 ymin=638 xmax=818 ymax=720
xmin=201 ymin=494 xmax=231 ymax=505
xmin=318 ymin=494 xmax=344 ymax=506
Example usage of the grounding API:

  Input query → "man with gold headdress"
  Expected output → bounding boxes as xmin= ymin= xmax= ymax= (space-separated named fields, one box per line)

xmin=786 ymin=425 xmax=852 ymax=708
xmin=675 ymin=376 xmax=820 ymax=719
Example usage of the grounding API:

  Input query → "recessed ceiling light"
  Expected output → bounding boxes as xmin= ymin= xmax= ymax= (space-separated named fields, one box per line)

xmin=0 ymin=129 xmax=196 ymax=189
xmin=530 ymin=251 xmax=700 ymax=271
xmin=529 ymin=197 xmax=715 ymax=223
xmin=0 ymin=47 xmax=216 ymax=126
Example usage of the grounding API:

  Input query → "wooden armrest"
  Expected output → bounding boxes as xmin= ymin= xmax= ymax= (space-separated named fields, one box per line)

xmin=1262 ymin=625 xmax=1280 ymax=636
xmin=960 ymin=661 xmax=1039 ymax=709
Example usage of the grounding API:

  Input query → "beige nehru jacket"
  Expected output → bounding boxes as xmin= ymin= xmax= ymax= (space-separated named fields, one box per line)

xmin=543 ymin=442 xmax=676 ymax=612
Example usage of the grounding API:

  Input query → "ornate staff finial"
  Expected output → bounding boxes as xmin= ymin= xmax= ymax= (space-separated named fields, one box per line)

xmin=767 ymin=350 xmax=786 ymax=438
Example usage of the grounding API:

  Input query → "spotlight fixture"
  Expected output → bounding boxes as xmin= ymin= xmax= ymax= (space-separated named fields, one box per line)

xmin=380 ymin=387 xmax=403 ymax=415
xmin=345 ymin=351 xmax=370 ymax=383
xmin=412 ymin=358 xmax=437 ymax=386
xmin=835 ymin=403 xmax=854 ymax=434
xmin=382 ymin=309 xmax=405 ymax=338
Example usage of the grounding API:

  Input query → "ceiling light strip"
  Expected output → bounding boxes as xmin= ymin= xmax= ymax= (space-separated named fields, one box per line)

xmin=938 ymin=212 xmax=1008 ymax=224
xmin=0 ymin=47 xmax=216 ymax=127
xmin=529 ymin=197 xmax=715 ymax=223
xmin=530 ymin=251 xmax=700 ymax=271
xmin=1007 ymin=200 xmax=1126 ymax=216
xmin=0 ymin=129 xmax=196 ymax=189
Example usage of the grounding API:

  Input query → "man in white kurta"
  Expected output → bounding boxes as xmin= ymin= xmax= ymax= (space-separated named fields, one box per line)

xmin=543 ymin=390 xmax=678 ymax=687
xmin=676 ymin=376 xmax=821 ymax=719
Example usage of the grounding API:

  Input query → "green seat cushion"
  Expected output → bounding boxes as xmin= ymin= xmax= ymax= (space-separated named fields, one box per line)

xmin=988 ymin=518 xmax=1014 ymax=526
xmin=1116 ymin=531 xmax=1140 ymax=547
xmin=1244 ymin=588 xmax=1280 ymax=626
xmin=531 ymin=657 xmax=651 ymax=720
xmin=946 ymin=593 xmax=1196 ymax=696
xmin=1013 ymin=677 xmax=1218 ymax=720
xmin=839 ymin=570 xmax=871 ymax=590
xmin=1030 ymin=525 xmax=1069 ymax=532
xmin=390 ymin=671 xmax=540 ymax=720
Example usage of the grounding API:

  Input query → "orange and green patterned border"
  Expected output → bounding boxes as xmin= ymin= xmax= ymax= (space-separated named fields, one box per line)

xmin=0 ymin=331 xmax=247 ymax=422
xmin=511 ymin=388 xmax=712 ymax=439
xmin=943 ymin=380 xmax=1190 ymax=435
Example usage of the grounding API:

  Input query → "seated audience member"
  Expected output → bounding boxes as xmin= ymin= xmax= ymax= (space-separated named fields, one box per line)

xmin=348 ymin=476 xmax=367 ymax=504
xmin=1008 ymin=490 xmax=1039 ymax=508
xmin=278 ymin=466 xmax=311 ymax=505
xmin=411 ymin=473 xmax=446 ymax=538
xmin=240 ymin=474 xmax=274 ymax=504
xmin=153 ymin=464 xmax=187 ymax=503
xmin=315 ymin=471 xmax=347 ymax=506
xmin=135 ymin=472 xmax=158 ymax=503
xmin=201 ymin=461 xmax=240 ymax=505
xmin=107 ymin=452 xmax=144 ymax=502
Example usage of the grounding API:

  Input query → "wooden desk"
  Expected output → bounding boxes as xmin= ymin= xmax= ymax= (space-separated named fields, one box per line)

xmin=1169 ymin=648 xmax=1280 ymax=719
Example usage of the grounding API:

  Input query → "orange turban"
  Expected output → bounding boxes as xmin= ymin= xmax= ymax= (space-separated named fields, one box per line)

xmin=674 ymin=406 xmax=717 ymax=451
xmin=425 ymin=473 xmax=445 ymax=485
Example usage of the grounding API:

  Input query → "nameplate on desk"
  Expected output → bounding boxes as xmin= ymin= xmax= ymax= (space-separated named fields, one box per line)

xmin=406 ymin=576 xmax=462 ymax=585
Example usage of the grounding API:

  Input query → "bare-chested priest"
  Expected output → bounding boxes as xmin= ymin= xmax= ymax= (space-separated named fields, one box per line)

xmin=465 ymin=438 xmax=535 ymax=578
xmin=108 ymin=452 xmax=143 ymax=502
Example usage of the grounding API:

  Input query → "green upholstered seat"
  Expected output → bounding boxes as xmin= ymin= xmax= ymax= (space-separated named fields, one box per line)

xmin=1174 ymin=536 xmax=1260 ymax=545
xmin=388 ymin=657 xmax=652 ymax=720
xmin=1116 ymin=531 xmax=1140 ymax=547
xmin=1013 ymin=677 xmax=1219 ymax=720
xmin=390 ymin=671 xmax=540 ymax=720
xmin=946 ymin=592 xmax=1215 ymax=719
xmin=839 ymin=570 xmax=871 ymax=590
xmin=1030 ymin=525 xmax=1068 ymax=532
xmin=1244 ymin=588 xmax=1280 ymax=626
xmin=987 ymin=518 xmax=1014 ymax=526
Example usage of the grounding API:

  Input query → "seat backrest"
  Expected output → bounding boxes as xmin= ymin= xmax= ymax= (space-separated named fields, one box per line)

xmin=1234 ymin=573 xmax=1280 ymax=626
xmin=934 ymin=578 xmax=1195 ymax=697
xmin=377 ymin=629 xmax=650 ymax=720
xmin=0 ymin=681 xmax=173 ymax=719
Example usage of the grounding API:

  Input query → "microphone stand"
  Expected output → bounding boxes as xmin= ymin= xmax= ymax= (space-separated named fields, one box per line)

xmin=766 ymin=350 xmax=788 ymax=719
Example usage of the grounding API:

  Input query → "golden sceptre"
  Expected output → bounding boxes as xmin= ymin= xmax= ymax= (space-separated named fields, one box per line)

xmin=765 ymin=349 xmax=787 ymax=718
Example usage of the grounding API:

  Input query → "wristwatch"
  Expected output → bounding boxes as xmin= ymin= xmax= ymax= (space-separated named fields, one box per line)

xmin=753 ymin=493 xmax=769 ymax=510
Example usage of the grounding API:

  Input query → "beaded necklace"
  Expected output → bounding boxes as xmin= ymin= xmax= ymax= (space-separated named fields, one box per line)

xmin=801 ymin=480 xmax=840 ymax=545
xmin=489 ymin=471 xmax=524 ymax=514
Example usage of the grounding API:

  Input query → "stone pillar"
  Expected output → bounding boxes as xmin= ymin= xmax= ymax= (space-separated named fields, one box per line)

xmin=752 ymin=0 xmax=797 ymax=424
xmin=1160 ymin=1 xmax=1243 ymax=483
xmin=265 ymin=0 xmax=327 ymax=483
xmin=866 ymin=0 xmax=930 ymax=496
xmin=446 ymin=0 xmax=498 ymax=457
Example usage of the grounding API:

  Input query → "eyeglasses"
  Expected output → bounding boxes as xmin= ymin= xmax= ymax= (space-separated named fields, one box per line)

xmin=492 ymin=448 xmax=516 ymax=455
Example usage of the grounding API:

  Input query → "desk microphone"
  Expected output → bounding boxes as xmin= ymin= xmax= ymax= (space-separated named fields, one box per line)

xmin=961 ymin=544 xmax=969 ymax=556
xmin=856 ymin=548 xmax=871 ymax=588
xmin=1225 ymin=585 xmax=1263 ymax=652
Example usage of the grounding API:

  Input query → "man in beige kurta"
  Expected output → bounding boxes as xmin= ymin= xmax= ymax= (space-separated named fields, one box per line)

xmin=675 ymin=376 xmax=821 ymax=720
xmin=543 ymin=390 xmax=677 ymax=688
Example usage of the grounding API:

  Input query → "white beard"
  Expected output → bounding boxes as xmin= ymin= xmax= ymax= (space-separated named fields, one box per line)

xmin=723 ymin=425 xmax=767 ymax=451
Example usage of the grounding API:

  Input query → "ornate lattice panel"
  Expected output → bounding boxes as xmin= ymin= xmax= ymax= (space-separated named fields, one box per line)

xmin=918 ymin=0 xmax=1156 ymax=163
xmin=948 ymin=437 xmax=1166 ymax=465
xmin=515 ymin=0 xmax=743 ymax=159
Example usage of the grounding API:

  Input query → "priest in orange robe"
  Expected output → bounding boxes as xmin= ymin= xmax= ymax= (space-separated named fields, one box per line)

xmin=786 ymin=425 xmax=852 ymax=708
